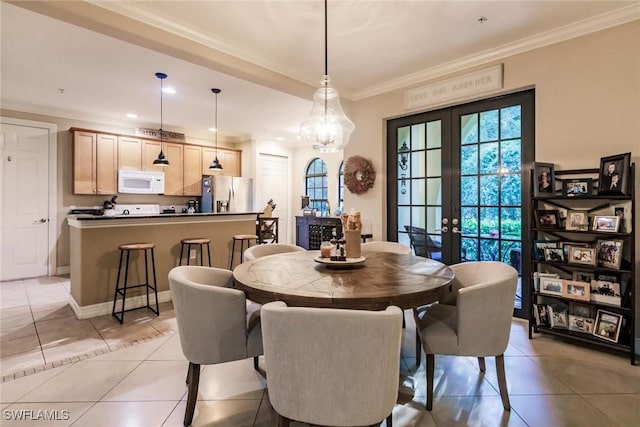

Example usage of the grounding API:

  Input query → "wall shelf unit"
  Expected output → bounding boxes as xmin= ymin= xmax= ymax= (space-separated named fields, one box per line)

xmin=529 ymin=166 xmax=637 ymax=365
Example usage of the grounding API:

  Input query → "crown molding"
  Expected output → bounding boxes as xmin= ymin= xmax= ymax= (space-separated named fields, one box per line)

xmin=351 ymin=4 xmax=640 ymax=100
xmin=89 ymin=1 xmax=639 ymax=102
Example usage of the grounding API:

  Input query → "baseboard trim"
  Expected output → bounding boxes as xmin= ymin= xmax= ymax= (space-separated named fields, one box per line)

xmin=56 ymin=265 xmax=70 ymax=275
xmin=69 ymin=291 xmax=172 ymax=319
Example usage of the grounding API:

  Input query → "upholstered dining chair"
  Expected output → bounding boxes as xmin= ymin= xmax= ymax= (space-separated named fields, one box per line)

xmin=361 ymin=240 xmax=412 ymax=254
xmin=414 ymin=261 xmax=518 ymax=411
xmin=168 ymin=266 xmax=263 ymax=426
xmin=243 ymin=243 xmax=305 ymax=261
xmin=261 ymin=301 xmax=403 ymax=427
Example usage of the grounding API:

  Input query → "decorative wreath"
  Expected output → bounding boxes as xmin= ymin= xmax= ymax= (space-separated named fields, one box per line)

xmin=344 ymin=155 xmax=376 ymax=195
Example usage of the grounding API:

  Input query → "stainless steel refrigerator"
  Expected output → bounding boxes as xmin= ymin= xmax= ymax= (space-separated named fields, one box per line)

xmin=201 ymin=176 xmax=254 ymax=213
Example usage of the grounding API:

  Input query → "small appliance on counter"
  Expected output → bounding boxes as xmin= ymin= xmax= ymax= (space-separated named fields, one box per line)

xmin=68 ymin=206 xmax=103 ymax=216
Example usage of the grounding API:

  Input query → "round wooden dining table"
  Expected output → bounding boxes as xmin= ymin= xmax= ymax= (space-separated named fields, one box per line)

xmin=232 ymin=250 xmax=455 ymax=310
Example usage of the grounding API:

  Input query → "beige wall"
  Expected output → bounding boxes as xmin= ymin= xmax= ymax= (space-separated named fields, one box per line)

xmin=343 ymin=21 xmax=640 ymax=240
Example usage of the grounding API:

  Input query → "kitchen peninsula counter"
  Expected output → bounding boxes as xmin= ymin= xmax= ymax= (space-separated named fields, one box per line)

xmin=68 ymin=212 xmax=260 ymax=319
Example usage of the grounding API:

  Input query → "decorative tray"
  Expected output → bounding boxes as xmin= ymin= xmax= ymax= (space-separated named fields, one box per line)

xmin=314 ymin=256 xmax=366 ymax=269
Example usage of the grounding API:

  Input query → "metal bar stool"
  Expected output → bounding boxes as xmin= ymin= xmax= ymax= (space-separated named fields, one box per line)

xmin=229 ymin=234 xmax=258 ymax=269
xmin=179 ymin=238 xmax=212 ymax=266
xmin=112 ymin=242 xmax=160 ymax=324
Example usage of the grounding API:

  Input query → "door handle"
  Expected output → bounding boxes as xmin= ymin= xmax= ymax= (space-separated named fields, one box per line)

xmin=34 ymin=218 xmax=48 ymax=224
xmin=451 ymin=227 xmax=463 ymax=234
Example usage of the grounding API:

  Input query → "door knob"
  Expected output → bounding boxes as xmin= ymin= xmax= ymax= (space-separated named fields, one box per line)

xmin=34 ymin=218 xmax=48 ymax=224
xmin=437 ymin=226 xmax=449 ymax=233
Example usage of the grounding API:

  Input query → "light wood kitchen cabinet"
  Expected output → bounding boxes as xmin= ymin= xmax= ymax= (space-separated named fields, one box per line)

xmin=183 ymin=145 xmax=202 ymax=195
xmin=142 ymin=140 xmax=183 ymax=195
xmin=73 ymin=130 xmax=117 ymax=194
xmin=117 ymin=136 xmax=142 ymax=170
xmin=201 ymin=147 xmax=241 ymax=177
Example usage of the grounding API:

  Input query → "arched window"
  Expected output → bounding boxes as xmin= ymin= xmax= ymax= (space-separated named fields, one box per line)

xmin=305 ymin=158 xmax=328 ymax=213
xmin=338 ymin=161 xmax=344 ymax=212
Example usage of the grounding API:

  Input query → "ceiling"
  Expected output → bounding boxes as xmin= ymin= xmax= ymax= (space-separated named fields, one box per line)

xmin=1 ymin=1 xmax=638 ymax=143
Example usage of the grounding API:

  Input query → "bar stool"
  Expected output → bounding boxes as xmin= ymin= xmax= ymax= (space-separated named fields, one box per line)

xmin=112 ymin=242 xmax=160 ymax=324
xmin=229 ymin=234 xmax=258 ymax=269
xmin=179 ymin=238 xmax=212 ymax=266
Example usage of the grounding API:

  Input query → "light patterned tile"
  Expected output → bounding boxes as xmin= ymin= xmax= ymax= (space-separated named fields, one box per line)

xmin=424 ymin=396 xmax=528 ymax=427
xmin=91 ymin=336 xmax=169 ymax=361
xmin=146 ymin=333 xmax=186 ymax=361
xmin=0 ymin=364 xmax=69 ymax=403
xmin=72 ymin=401 xmax=178 ymax=427
xmin=195 ymin=358 xmax=268 ymax=401
xmin=510 ymin=394 xmax=618 ymax=427
xmin=582 ymin=394 xmax=640 ymax=427
xmin=0 ymin=350 xmax=46 ymax=377
xmin=101 ymin=360 xmax=188 ymax=401
xmin=165 ymin=399 xmax=262 ymax=427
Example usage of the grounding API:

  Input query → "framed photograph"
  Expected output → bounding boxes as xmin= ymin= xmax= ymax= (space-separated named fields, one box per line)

xmin=593 ymin=310 xmax=623 ymax=343
xmin=598 ymin=152 xmax=630 ymax=195
xmin=565 ymin=210 xmax=589 ymax=231
xmin=533 ymin=272 xmax=559 ymax=291
xmin=544 ymin=247 xmax=565 ymax=262
xmin=534 ymin=209 xmax=560 ymax=229
xmin=533 ymin=240 xmax=559 ymax=261
xmin=572 ymin=271 xmax=594 ymax=283
xmin=570 ymin=301 xmax=593 ymax=318
xmin=562 ymin=179 xmax=592 ymax=197
xmin=567 ymin=246 xmax=596 ymax=266
xmin=533 ymin=162 xmax=555 ymax=197
xmin=561 ymin=242 xmax=590 ymax=259
xmin=569 ymin=315 xmax=594 ymax=334
xmin=540 ymin=277 xmax=564 ymax=296
xmin=563 ymin=280 xmax=590 ymax=301
xmin=533 ymin=304 xmax=551 ymax=327
xmin=548 ymin=305 xmax=569 ymax=328
xmin=596 ymin=239 xmax=623 ymax=269
xmin=592 ymin=215 xmax=620 ymax=233
xmin=590 ymin=280 xmax=622 ymax=306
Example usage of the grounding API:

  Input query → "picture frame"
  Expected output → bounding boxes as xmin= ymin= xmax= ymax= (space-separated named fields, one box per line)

xmin=533 ymin=272 xmax=559 ymax=291
xmin=544 ymin=247 xmax=565 ymax=262
xmin=562 ymin=178 xmax=592 ymax=197
xmin=534 ymin=209 xmax=560 ymax=229
xmin=572 ymin=271 xmax=594 ymax=283
xmin=596 ymin=239 xmax=623 ymax=269
xmin=533 ymin=162 xmax=555 ymax=197
xmin=598 ymin=152 xmax=630 ymax=196
xmin=570 ymin=301 xmax=593 ymax=318
xmin=567 ymin=246 xmax=596 ymax=266
xmin=565 ymin=210 xmax=589 ymax=231
xmin=593 ymin=310 xmax=623 ymax=343
xmin=533 ymin=303 xmax=551 ymax=327
xmin=569 ymin=315 xmax=594 ymax=334
xmin=533 ymin=240 xmax=559 ymax=261
xmin=590 ymin=280 xmax=622 ymax=307
xmin=561 ymin=242 xmax=590 ymax=260
xmin=562 ymin=280 xmax=590 ymax=301
xmin=592 ymin=215 xmax=620 ymax=233
xmin=548 ymin=305 xmax=569 ymax=328
xmin=539 ymin=277 xmax=564 ymax=296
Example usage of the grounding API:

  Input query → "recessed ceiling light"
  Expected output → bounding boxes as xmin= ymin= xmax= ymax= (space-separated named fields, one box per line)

xmin=126 ymin=113 xmax=138 ymax=119
xmin=208 ymin=127 xmax=217 ymax=132
xmin=162 ymin=87 xmax=176 ymax=94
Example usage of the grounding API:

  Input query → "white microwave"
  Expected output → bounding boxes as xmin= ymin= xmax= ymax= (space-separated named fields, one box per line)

xmin=118 ymin=169 xmax=165 ymax=194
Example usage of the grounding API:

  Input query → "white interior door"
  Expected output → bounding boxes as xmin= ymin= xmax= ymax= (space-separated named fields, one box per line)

xmin=0 ymin=122 xmax=51 ymax=280
xmin=257 ymin=153 xmax=289 ymax=243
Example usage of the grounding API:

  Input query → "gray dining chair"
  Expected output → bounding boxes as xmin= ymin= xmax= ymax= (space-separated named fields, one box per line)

xmin=261 ymin=301 xmax=403 ymax=427
xmin=414 ymin=261 xmax=517 ymax=411
xmin=243 ymin=243 xmax=305 ymax=261
xmin=361 ymin=241 xmax=412 ymax=254
xmin=168 ymin=266 xmax=263 ymax=426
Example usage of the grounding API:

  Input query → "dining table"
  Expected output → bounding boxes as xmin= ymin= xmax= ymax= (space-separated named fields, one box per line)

xmin=232 ymin=250 xmax=455 ymax=310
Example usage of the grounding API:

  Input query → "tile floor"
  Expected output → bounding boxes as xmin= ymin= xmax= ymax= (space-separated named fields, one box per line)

xmin=1 ymin=276 xmax=640 ymax=426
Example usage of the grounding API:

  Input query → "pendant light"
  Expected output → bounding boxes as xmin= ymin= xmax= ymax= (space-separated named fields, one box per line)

xmin=209 ymin=88 xmax=223 ymax=170
xmin=300 ymin=0 xmax=355 ymax=153
xmin=153 ymin=72 xmax=169 ymax=166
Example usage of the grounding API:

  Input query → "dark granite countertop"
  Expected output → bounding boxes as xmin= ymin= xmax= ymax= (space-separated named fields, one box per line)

xmin=69 ymin=211 xmax=262 ymax=221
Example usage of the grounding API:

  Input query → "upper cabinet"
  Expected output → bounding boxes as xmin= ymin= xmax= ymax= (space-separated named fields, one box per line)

xmin=72 ymin=128 xmax=241 ymax=195
xmin=201 ymin=147 xmax=241 ymax=177
xmin=142 ymin=140 xmax=183 ymax=195
xmin=117 ymin=136 xmax=142 ymax=170
xmin=183 ymin=145 xmax=202 ymax=196
xmin=73 ymin=130 xmax=117 ymax=195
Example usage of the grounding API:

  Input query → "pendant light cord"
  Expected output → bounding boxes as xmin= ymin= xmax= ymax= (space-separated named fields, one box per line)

xmin=214 ymin=91 xmax=218 ymax=154
xmin=160 ymin=75 xmax=164 ymax=149
xmin=324 ymin=0 xmax=328 ymax=76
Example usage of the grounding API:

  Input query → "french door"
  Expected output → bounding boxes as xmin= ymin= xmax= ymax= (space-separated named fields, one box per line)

xmin=386 ymin=90 xmax=534 ymax=318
